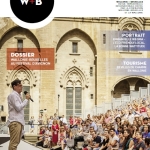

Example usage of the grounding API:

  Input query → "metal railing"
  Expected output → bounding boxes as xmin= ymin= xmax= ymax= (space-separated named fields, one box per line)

xmin=0 ymin=123 xmax=7 ymax=134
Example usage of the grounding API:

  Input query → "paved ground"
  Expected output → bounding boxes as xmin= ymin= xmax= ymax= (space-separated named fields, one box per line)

xmin=0 ymin=134 xmax=76 ymax=150
xmin=0 ymin=134 xmax=42 ymax=150
xmin=0 ymin=140 xmax=42 ymax=150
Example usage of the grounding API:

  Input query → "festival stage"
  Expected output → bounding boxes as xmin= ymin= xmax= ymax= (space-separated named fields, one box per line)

xmin=0 ymin=134 xmax=42 ymax=150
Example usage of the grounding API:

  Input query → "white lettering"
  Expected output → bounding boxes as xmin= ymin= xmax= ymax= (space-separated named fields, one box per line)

xmin=123 ymin=61 xmax=146 ymax=65
xmin=36 ymin=0 xmax=42 ymax=5
xmin=20 ymin=0 xmax=29 ymax=5
xmin=121 ymin=33 xmax=145 ymax=38
xmin=11 ymin=53 xmax=34 ymax=57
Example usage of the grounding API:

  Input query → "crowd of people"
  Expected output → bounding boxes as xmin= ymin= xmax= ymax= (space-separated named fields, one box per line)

xmin=30 ymin=96 xmax=150 ymax=150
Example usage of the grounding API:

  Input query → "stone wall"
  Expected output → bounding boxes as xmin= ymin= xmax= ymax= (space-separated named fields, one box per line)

xmin=0 ymin=17 xmax=150 ymax=121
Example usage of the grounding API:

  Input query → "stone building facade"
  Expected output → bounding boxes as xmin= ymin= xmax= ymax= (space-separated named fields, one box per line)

xmin=0 ymin=17 xmax=150 ymax=123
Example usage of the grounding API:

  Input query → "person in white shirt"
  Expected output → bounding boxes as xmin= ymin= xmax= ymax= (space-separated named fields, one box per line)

xmin=6 ymin=79 xmax=30 ymax=150
xmin=60 ymin=115 xmax=68 ymax=124
xmin=48 ymin=116 xmax=53 ymax=128
xmin=53 ymin=113 xmax=59 ymax=120
xmin=42 ymin=127 xmax=50 ymax=148
xmin=128 ymin=110 xmax=134 ymax=125
xmin=107 ymin=128 xmax=119 ymax=150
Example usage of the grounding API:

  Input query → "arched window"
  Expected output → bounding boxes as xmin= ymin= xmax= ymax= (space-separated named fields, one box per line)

xmin=121 ymin=23 xmax=140 ymax=52
xmin=66 ymin=71 xmax=82 ymax=119
xmin=122 ymin=23 xmax=139 ymax=31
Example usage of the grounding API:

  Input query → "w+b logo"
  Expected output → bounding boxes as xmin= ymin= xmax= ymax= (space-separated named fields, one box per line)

xmin=10 ymin=0 xmax=54 ymax=24
xmin=20 ymin=0 xmax=42 ymax=5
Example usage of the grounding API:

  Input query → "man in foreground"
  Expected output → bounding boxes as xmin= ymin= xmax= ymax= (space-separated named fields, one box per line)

xmin=6 ymin=79 xmax=30 ymax=150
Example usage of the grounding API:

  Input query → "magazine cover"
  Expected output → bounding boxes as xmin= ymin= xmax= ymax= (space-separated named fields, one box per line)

xmin=0 ymin=0 xmax=150 ymax=150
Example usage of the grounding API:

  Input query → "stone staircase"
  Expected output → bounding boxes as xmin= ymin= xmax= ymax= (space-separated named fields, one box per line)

xmin=84 ymin=84 xmax=150 ymax=116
